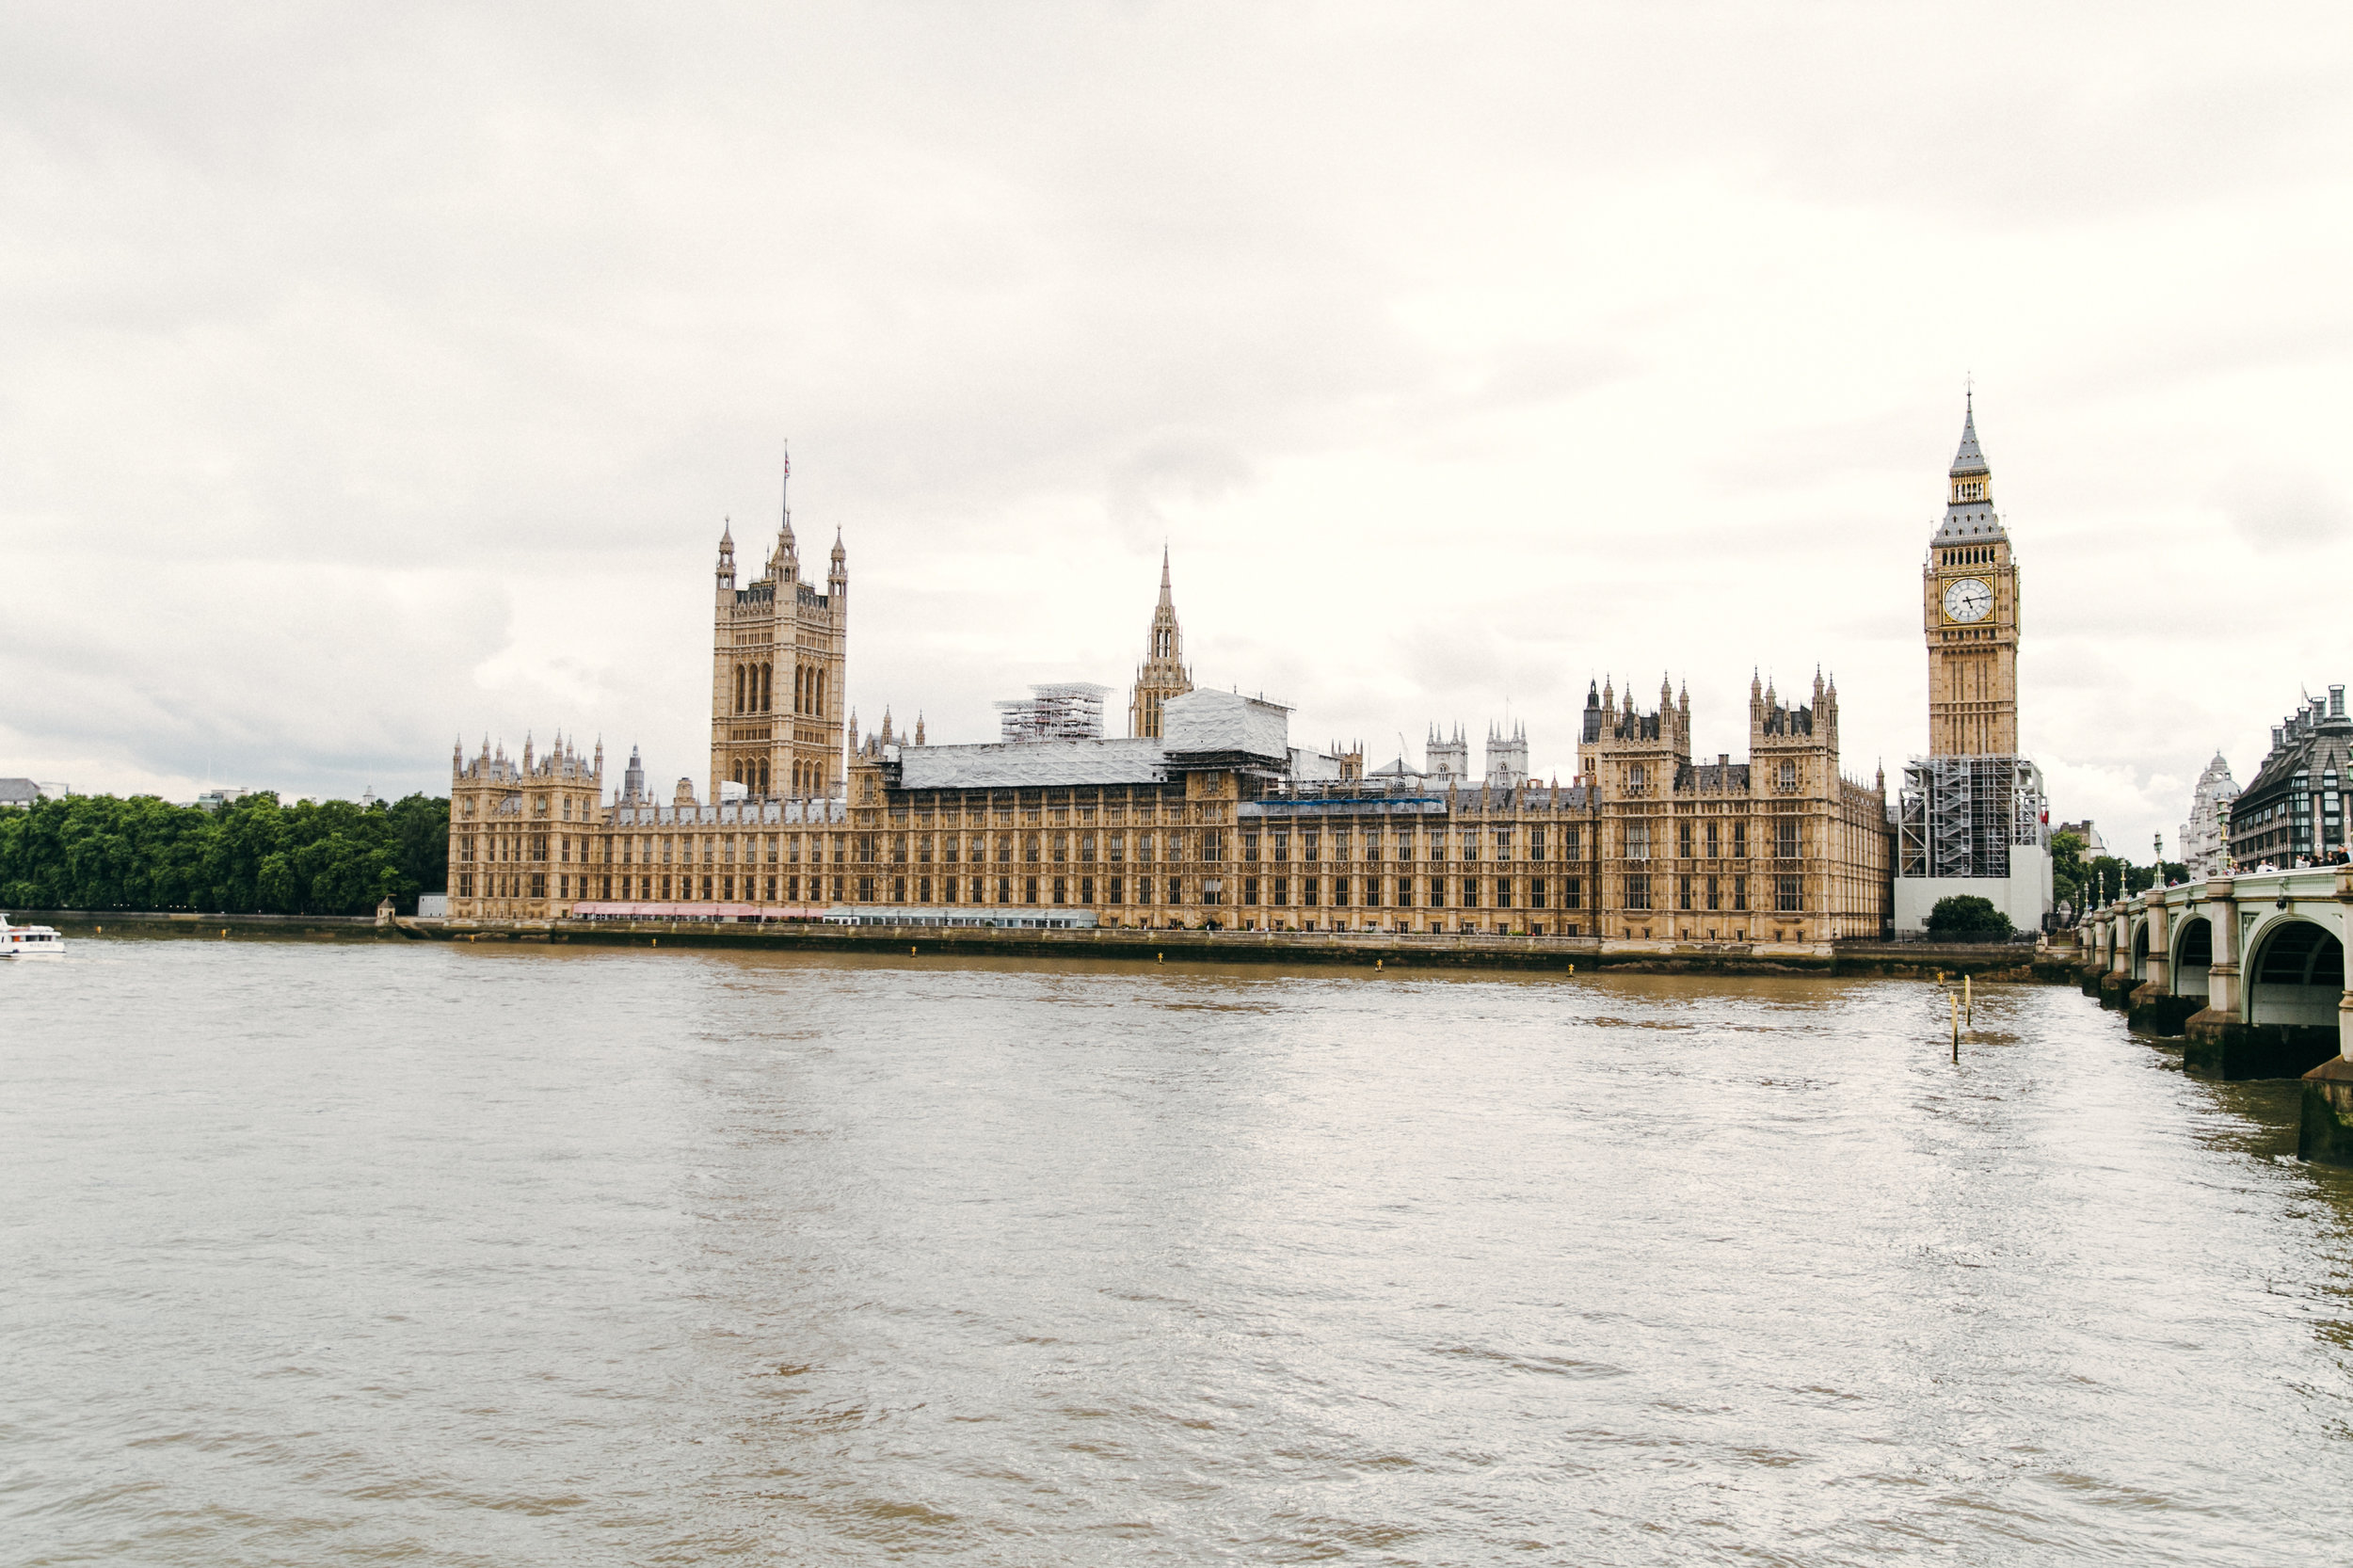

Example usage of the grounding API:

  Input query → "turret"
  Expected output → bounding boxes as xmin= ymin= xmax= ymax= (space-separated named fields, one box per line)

xmin=828 ymin=528 xmax=847 ymax=600
xmin=716 ymin=521 xmax=736 ymax=591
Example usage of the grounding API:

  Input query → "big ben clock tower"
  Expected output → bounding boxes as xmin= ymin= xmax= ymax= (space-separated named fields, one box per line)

xmin=1923 ymin=396 xmax=2019 ymax=756
xmin=1891 ymin=393 xmax=2051 ymax=936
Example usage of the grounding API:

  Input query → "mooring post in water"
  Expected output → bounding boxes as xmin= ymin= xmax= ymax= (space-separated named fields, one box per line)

xmin=1964 ymin=972 xmax=1973 ymax=1025
xmin=1951 ymin=993 xmax=1960 ymax=1063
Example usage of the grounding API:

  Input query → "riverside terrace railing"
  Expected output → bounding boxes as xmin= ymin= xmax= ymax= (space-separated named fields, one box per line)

xmin=2082 ymin=866 xmax=2351 ymax=1047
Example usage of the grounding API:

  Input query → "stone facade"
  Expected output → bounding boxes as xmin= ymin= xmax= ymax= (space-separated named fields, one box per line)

xmin=445 ymin=485 xmax=1893 ymax=945
xmin=708 ymin=456 xmax=848 ymax=804
xmin=791 ymin=666 xmax=1889 ymax=944
xmin=447 ymin=734 xmax=605 ymax=919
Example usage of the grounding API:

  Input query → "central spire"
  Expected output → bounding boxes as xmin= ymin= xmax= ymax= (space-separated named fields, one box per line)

xmin=1128 ymin=548 xmax=1194 ymax=739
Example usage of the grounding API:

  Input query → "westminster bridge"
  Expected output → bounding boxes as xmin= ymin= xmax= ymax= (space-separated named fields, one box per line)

xmin=2079 ymin=867 xmax=2353 ymax=1162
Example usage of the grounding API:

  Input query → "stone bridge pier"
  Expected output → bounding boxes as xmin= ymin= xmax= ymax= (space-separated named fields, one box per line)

xmin=2077 ymin=869 xmax=2353 ymax=1165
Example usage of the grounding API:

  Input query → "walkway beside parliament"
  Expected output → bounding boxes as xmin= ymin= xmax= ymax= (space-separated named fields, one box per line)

xmin=401 ymin=916 xmax=2044 ymax=977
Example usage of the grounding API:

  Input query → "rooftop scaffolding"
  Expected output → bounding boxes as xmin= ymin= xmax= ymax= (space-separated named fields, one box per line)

xmin=994 ymin=682 xmax=1112 ymax=742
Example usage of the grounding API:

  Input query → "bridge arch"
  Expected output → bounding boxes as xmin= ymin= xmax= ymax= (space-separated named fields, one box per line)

xmin=2245 ymin=915 xmax=2345 ymax=1028
xmin=2130 ymin=919 xmax=2152 ymax=983
xmin=2171 ymin=915 xmax=2213 ymax=1000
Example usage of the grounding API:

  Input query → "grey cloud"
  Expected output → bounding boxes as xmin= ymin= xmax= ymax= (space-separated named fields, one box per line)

xmin=2 ymin=0 xmax=2350 ymax=864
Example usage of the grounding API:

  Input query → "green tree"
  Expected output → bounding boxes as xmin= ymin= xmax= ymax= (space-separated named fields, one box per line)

xmin=1926 ymin=894 xmax=2009 ymax=941
xmin=0 ymin=790 xmax=449 ymax=916
xmin=2051 ymin=829 xmax=2087 ymax=913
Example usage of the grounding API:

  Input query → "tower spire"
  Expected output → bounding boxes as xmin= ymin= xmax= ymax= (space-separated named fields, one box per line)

xmin=1935 ymin=390 xmax=2000 ymax=534
xmin=1128 ymin=548 xmax=1193 ymax=739
xmin=1950 ymin=395 xmax=1988 ymax=480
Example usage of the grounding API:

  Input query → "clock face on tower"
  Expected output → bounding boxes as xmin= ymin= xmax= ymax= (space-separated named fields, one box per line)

xmin=1942 ymin=576 xmax=1993 ymax=624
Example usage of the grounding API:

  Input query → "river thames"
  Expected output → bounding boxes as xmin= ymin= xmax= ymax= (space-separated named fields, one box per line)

xmin=6 ymin=938 xmax=2350 ymax=1564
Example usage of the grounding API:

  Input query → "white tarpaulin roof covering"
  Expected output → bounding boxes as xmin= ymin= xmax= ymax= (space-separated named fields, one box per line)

xmin=1161 ymin=689 xmax=1289 ymax=761
xmin=892 ymin=690 xmax=1291 ymax=789
xmin=897 ymin=737 xmax=1171 ymax=789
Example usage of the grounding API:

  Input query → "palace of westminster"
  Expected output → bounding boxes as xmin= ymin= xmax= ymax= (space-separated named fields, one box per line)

xmin=447 ymin=405 xmax=2047 ymax=946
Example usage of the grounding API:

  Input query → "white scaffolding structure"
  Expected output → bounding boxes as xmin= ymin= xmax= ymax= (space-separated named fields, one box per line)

xmin=994 ymin=682 xmax=1112 ymax=743
xmin=1897 ymin=755 xmax=2049 ymax=879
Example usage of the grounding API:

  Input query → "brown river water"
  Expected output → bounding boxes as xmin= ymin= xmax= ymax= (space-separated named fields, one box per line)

xmin=5 ymin=938 xmax=2351 ymax=1564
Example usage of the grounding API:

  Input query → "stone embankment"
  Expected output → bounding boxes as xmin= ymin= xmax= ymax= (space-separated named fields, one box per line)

xmin=13 ymin=907 xmax=2054 ymax=978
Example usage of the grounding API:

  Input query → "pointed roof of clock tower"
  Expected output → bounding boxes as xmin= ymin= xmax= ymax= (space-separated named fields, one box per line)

xmin=1930 ymin=392 xmax=2007 ymax=548
xmin=1949 ymin=393 xmax=1988 ymax=478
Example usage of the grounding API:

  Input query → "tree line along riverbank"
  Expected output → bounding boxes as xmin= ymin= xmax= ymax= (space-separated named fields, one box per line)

xmin=0 ymin=792 xmax=448 ymax=917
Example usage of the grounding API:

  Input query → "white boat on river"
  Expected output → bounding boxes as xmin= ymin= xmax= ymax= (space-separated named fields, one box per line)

xmin=1 ymin=913 xmax=65 ymax=956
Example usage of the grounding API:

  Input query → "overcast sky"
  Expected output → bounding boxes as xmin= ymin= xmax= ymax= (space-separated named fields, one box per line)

xmin=6 ymin=3 xmax=2351 ymax=856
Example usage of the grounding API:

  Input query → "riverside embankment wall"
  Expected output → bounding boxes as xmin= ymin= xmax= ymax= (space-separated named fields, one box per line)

xmin=11 ymin=908 xmax=2064 ymax=980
